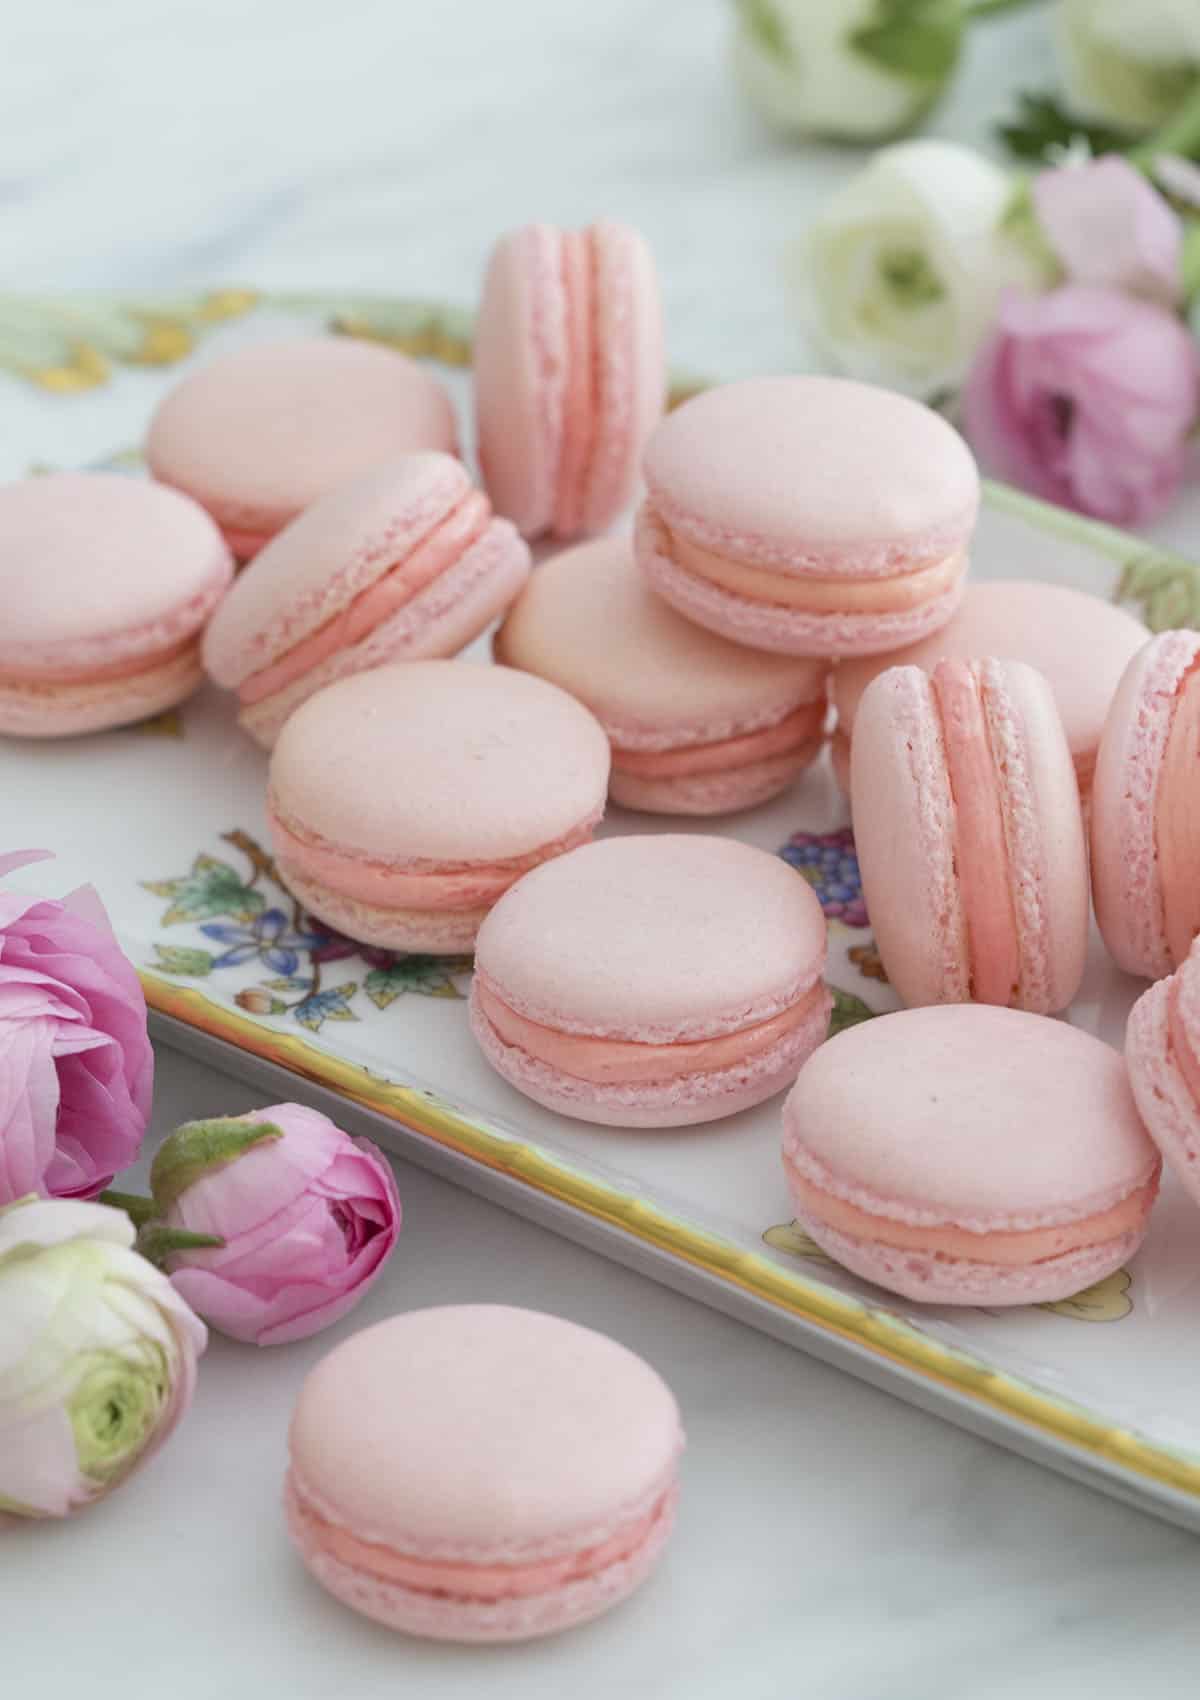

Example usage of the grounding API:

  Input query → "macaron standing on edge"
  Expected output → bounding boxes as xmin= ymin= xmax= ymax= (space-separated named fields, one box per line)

xmin=285 ymin=1306 xmax=684 ymax=1641
xmin=266 ymin=661 xmax=611 ymax=953
xmin=494 ymin=536 xmax=829 ymax=814
xmin=782 ymin=1006 xmax=1161 ymax=1306
xmin=1127 ymin=936 xmax=1200 ymax=1208
xmin=146 ymin=336 xmax=458 ymax=559
xmin=203 ymin=453 xmax=531 ymax=747
xmin=635 ymin=376 xmax=978 ymax=658
xmin=850 ymin=658 xmax=1089 ymax=1014
xmin=471 ymin=834 xmax=830 ymax=1128
xmin=0 ymin=473 xmax=234 ymax=738
xmin=474 ymin=219 xmax=665 ymax=540
xmin=1091 ymin=628 xmax=1200 ymax=980
xmin=830 ymin=578 xmax=1148 ymax=797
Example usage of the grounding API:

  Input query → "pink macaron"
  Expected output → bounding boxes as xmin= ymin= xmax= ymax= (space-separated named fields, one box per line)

xmin=202 ymin=453 xmax=530 ymax=747
xmin=470 ymin=834 xmax=830 ymax=1128
xmin=851 ymin=658 xmax=1088 ymax=1013
xmin=1127 ymin=937 xmax=1200 ymax=1209
xmin=782 ymin=1006 xmax=1161 ymax=1306
xmin=831 ymin=579 xmax=1147 ymax=796
xmin=635 ymin=376 xmax=978 ymax=658
xmin=267 ymin=661 xmax=610 ymax=952
xmin=146 ymin=336 xmax=458 ymax=558
xmin=0 ymin=472 xmax=233 ymax=737
xmin=494 ymin=536 xmax=829 ymax=814
xmin=1091 ymin=629 xmax=1200 ymax=980
xmin=285 ymin=1306 xmax=683 ymax=1642
xmin=473 ymin=219 xmax=665 ymax=540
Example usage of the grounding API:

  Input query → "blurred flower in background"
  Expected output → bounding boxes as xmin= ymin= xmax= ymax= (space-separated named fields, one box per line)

xmin=1056 ymin=0 xmax=1200 ymax=133
xmin=732 ymin=0 xmax=964 ymax=142
xmin=785 ymin=139 xmax=1045 ymax=398
xmin=1032 ymin=153 xmax=1183 ymax=302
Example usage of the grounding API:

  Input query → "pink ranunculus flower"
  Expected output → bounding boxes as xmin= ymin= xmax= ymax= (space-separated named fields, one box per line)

xmin=0 ymin=850 xmax=153 ymax=1204
xmin=0 ymin=1196 xmax=205 ymax=1518
xmin=149 ymin=1104 xmax=401 ymax=1346
xmin=964 ymin=285 xmax=1200 ymax=525
xmin=1033 ymin=155 xmax=1183 ymax=306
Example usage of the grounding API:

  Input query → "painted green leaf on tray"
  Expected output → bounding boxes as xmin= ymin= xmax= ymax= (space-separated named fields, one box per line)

xmin=828 ymin=986 xmax=878 ymax=1037
xmin=130 ymin=709 xmax=184 ymax=738
xmin=1039 ymin=1268 xmax=1132 ymax=1323
xmin=849 ymin=0 xmax=963 ymax=83
xmin=293 ymin=984 xmax=359 ymax=1033
xmin=1116 ymin=553 xmax=1200 ymax=633
xmin=142 ymin=855 xmax=265 ymax=927
xmin=762 ymin=1221 xmax=834 ymax=1265
xmin=364 ymin=957 xmax=472 ymax=1008
xmin=151 ymin=945 xmax=215 ymax=978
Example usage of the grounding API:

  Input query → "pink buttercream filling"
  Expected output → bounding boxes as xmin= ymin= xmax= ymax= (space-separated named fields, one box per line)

xmin=553 ymin=229 xmax=598 ymax=537
xmin=477 ymin=980 xmax=826 ymax=1084
xmin=784 ymin=1156 xmax=1157 ymax=1267
xmin=268 ymin=803 xmax=597 ymax=913
xmin=237 ymin=491 xmax=492 ymax=706
xmin=611 ymin=700 xmax=825 ymax=780
xmin=932 ymin=661 xmax=1019 ymax=1006
xmin=1155 ymin=659 xmax=1200 ymax=968
xmin=665 ymin=526 xmax=965 ymax=613
xmin=0 ymin=632 xmax=198 ymax=687
xmin=298 ymin=1491 xmax=670 ymax=1602
xmin=221 ymin=523 xmax=275 ymax=562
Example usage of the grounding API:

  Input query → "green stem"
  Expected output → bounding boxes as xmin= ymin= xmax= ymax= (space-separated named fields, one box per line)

xmin=137 ymin=1224 xmax=225 ymax=1267
xmin=1130 ymin=79 xmax=1200 ymax=167
xmin=98 ymin=1190 xmax=158 ymax=1228
xmin=965 ymin=0 xmax=1041 ymax=17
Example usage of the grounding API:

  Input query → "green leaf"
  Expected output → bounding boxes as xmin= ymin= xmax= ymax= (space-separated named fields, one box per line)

xmin=143 ymin=854 xmax=265 ymax=927
xmin=365 ymin=956 xmax=471 ymax=1008
xmin=137 ymin=1224 xmax=226 ymax=1267
xmin=150 ymin=1117 xmax=284 ymax=1212
xmin=828 ymin=986 xmax=879 ymax=1038
xmin=849 ymin=0 xmax=963 ymax=83
xmin=1116 ymin=553 xmax=1200 ymax=632
xmin=738 ymin=0 xmax=791 ymax=65
xmin=150 ymin=944 xmax=215 ymax=978
xmin=995 ymin=91 xmax=1133 ymax=164
xmin=97 ymin=1189 xmax=158 ymax=1228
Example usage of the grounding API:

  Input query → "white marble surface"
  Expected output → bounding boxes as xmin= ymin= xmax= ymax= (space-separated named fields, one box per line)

xmin=7 ymin=1 xmax=1200 ymax=1693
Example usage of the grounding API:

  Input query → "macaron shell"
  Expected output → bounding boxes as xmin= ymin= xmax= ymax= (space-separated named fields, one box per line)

xmin=641 ymin=376 xmax=979 ymax=575
xmin=608 ymin=747 xmax=820 ymax=816
xmin=0 ymin=473 xmax=233 ymax=675
xmin=146 ymin=337 xmax=458 ymax=544
xmin=635 ymin=503 xmax=967 ymax=659
xmin=285 ymin=1471 xmax=677 ymax=1643
xmin=273 ymin=868 xmax=487 ymax=954
xmin=582 ymin=221 xmax=665 ymax=532
xmin=0 ymin=644 xmax=204 ymax=738
xmin=238 ymin=523 xmax=531 ymax=749
xmin=1091 ymin=629 xmax=1200 ymax=980
xmin=1126 ymin=975 xmax=1200 ymax=1208
xmin=474 ymin=835 xmax=827 ymax=1041
xmin=269 ymin=662 xmax=610 ymax=864
xmin=832 ymin=579 xmax=1148 ymax=785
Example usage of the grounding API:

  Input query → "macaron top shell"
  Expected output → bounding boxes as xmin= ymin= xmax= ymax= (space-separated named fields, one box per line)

xmin=288 ymin=1306 xmax=682 ymax=1557
xmin=146 ymin=337 xmax=457 ymax=538
xmin=784 ymin=1006 xmax=1159 ymax=1224
xmin=203 ymin=454 xmax=479 ymax=688
xmin=833 ymin=579 xmax=1147 ymax=766
xmin=642 ymin=376 xmax=979 ymax=576
xmin=0 ymin=472 xmax=233 ymax=673
xmin=495 ymin=537 xmax=826 ymax=746
xmin=475 ymin=834 xmax=826 ymax=1040
xmin=269 ymin=661 xmax=610 ymax=862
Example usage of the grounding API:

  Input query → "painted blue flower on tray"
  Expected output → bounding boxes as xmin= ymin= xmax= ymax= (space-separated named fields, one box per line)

xmin=143 ymin=829 xmax=473 ymax=1031
xmin=777 ymin=826 xmax=868 ymax=927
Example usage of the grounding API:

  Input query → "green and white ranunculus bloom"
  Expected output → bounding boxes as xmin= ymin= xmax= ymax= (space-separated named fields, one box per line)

xmin=0 ymin=1196 xmax=206 ymax=1518
xmin=732 ymin=0 xmax=964 ymax=142
xmin=1056 ymin=0 xmax=1200 ymax=133
xmin=785 ymin=139 xmax=1049 ymax=400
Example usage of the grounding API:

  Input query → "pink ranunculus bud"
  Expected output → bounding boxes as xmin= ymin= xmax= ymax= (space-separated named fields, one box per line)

xmin=964 ymin=285 xmax=1200 ymax=526
xmin=1033 ymin=155 xmax=1183 ymax=306
xmin=0 ymin=850 xmax=153 ymax=1204
xmin=0 ymin=1196 xmax=206 ymax=1518
xmin=149 ymin=1104 xmax=401 ymax=1346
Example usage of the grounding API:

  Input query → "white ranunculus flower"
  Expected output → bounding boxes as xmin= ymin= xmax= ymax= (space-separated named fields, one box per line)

xmin=731 ymin=0 xmax=964 ymax=142
xmin=0 ymin=1196 xmax=206 ymax=1518
xmin=786 ymin=139 xmax=1047 ymax=400
xmin=1056 ymin=0 xmax=1200 ymax=132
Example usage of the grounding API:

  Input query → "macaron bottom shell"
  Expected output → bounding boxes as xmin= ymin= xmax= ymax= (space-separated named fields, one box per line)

xmin=0 ymin=641 xmax=205 ymax=737
xmin=1127 ymin=964 xmax=1200 ymax=1209
xmin=285 ymin=1472 xmax=678 ymax=1642
xmin=635 ymin=505 xmax=966 ymax=659
xmin=609 ymin=740 xmax=822 ymax=816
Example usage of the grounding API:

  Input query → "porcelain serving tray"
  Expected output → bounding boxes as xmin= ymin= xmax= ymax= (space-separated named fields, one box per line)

xmin=7 ymin=295 xmax=1200 ymax=1532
